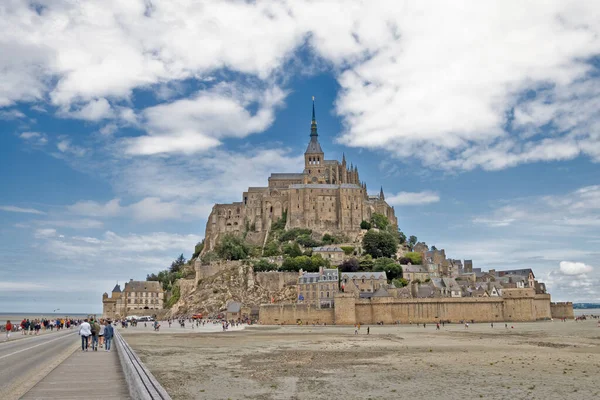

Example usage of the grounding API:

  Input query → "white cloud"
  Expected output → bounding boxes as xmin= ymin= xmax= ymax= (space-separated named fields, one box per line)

xmin=125 ymin=84 xmax=286 ymax=155
xmin=34 ymin=228 xmax=57 ymax=238
xmin=39 ymin=219 xmax=104 ymax=230
xmin=472 ymin=218 xmax=516 ymax=228
xmin=559 ymin=261 xmax=594 ymax=276
xmin=19 ymin=131 xmax=48 ymax=146
xmin=0 ymin=109 xmax=25 ymax=120
xmin=386 ymin=191 xmax=440 ymax=206
xmin=0 ymin=282 xmax=50 ymax=291
xmin=66 ymin=98 xmax=114 ymax=121
xmin=0 ymin=205 xmax=45 ymax=215
xmin=68 ymin=198 xmax=122 ymax=218
xmin=99 ymin=123 xmax=118 ymax=136
xmin=56 ymin=139 xmax=86 ymax=157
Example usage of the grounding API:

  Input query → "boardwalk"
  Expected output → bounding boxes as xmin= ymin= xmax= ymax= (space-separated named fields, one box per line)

xmin=22 ymin=347 xmax=130 ymax=399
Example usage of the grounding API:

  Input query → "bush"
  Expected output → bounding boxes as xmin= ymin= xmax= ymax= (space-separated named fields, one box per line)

xmin=215 ymin=234 xmax=249 ymax=260
xmin=404 ymin=252 xmax=423 ymax=265
xmin=263 ymin=241 xmax=281 ymax=257
xmin=280 ymin=254 xmax=329 ymax=272
xmin=201 ymin=251 xmax=219 ymax=265
xmin=362 ymin=230 xmax=398 ymax=258
xmin=339 ymin=258 xmax=360 ymax=272
xmin=359 ymin=255 xmax=374 ymax=271
xmin=279 ymin=228 xmax=312 ymax=242
xmin=340 ymin=246 xmax=355 ymax=255
xmin=371 ymin=213 xmax=390 ymax=230
xmin=192 ymin=240 xmax=205 ymax=259
xmin=282 ymin=242 xmax=303 ymax=257
xmin=360 ymin=220 xmax=371 ymax=230
xmin=165 ymin=285 xmax=180 ymax=308
xmin=253 ymin=259 xmax=279 ymax=272
xmin=392 ymin=278 xmax=409 ymax=288
xmin=296 ymin=234 xmax=322 ymax=248
xmin=373 ymin=257 xmax=402 ymax=280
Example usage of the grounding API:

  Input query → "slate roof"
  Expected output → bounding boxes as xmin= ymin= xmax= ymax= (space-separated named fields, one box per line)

xmin=341 ymin=271 xmax=387 ymax=280
xmin=227 ymin=302 xmax=242 ymax=313
xmin=269 ymin=173 xmax=304 ymax=180
xmin=497 ymin=268 xmax=534 ymax=278
xmin=123 ymin=280 xmax=162 ymax=292
xmin=305 ymin=137 xmax=323 ymax=154
xmin=402 ymin=265 xmax=427 ymax=273
xmin=112 ymin=284 xmax=121 ymax=293
xmin=313 ymin=246 xmax=344 ymax=252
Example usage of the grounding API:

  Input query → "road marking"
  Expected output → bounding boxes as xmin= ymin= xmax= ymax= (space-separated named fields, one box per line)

xmin=0 ymin=332 xmax=74 ymax=361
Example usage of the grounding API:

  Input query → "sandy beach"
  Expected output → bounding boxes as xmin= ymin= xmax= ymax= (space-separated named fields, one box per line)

xmin=122 ymin=320 xmax=600 ymax=400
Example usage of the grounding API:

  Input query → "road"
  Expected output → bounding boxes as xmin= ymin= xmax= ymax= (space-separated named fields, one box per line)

xmin=0 ymin=329 xmax=78 ymax=399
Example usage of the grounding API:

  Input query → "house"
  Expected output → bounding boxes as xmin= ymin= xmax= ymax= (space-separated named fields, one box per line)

xmin=431 ymin=278 xmax=462 ymax=297
xmin=312 ymin=246 xmax=345 ymax=265
xmin=341 ymin=271 xmax=387 ymax=295
xmin=402 ymin=265 xmax=430 ymax=282
xmin=297 ymin=267 xmax=339 ymax=308
xmin=226 ymin=302 xmax=242 ymax=320
xmin=359 ymin=286 xmax=390 ymax=299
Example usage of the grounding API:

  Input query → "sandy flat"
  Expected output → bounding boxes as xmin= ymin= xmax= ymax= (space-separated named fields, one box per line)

xmin=122 ymin=320 xmax=600 ymax=400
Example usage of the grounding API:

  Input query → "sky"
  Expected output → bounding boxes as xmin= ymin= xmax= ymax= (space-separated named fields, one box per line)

xmin=1 ymin=0 xmax=600 ymax=313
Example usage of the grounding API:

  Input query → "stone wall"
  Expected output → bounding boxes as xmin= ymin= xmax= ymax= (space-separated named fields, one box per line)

xmin=255 ymin=271 xmax=298 ymax=292
xmin=550 ymin=302 xmax=575 ymax=319
xmin=260 ymin=289 xmax=553 ymax=325
xmin=259 ymin=303 xmax=335 ymax=324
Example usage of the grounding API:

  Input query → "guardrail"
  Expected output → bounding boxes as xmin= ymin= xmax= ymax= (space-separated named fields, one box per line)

xmin=114 ymin=329 xmax=172 ymax=400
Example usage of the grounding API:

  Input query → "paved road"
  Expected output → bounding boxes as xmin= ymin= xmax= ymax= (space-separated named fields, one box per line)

xmin=0 ymin=329 xmax=78 ymax=399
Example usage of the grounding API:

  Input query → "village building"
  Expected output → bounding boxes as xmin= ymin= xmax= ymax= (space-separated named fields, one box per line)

xmin=402 ymin=264 xmax=430 ymax=282
xmin=102 ymin=279 xmax=165 ymax=319
xmin=297 ymin=267 xmax=339 ymax=308
xmin=226 ymin=302 xmax=242 ymax=320
xmin=341 ymin=271 xmax=388 ymax=295
xmin=312 ymin=246 xmax=345 ymax=265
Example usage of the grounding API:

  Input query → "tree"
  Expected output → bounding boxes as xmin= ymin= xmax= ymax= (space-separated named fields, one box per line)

xmin=253 ymin=259 xmax=279 ymax=272
xmin=170 ymin=254 xmax=186 ymax=273
xmin=408 ymin=235 xmax=418 ymax=250
xmin=263 ymin=241 xmax=281 ymax=257
xmin=431 ymin=245 xmax=437 ymax=251
xmin=373 ymin=257 xmax=402 ymax=280
xmin=371 ymin=213 xmax=390 ymax=230
xmin=215 ymin=234 xmax=249 ymax=260
xmin=397 ymin=230 xmax=407 ymax=244
xmin=404 ymin=252 xmax=422 ymax=265
xmin=322 ymin=233 xmax=340 ymax=244
xmin=362 ymin=230 xmax=398 ymax=258
xmin=392 ymin=278 xmax=409 ymax=288
xmin=146 ymin=273 xmax=159 ymax=281
xmin=296 ymin=234 xmax=322 ymax=248
xmin=360 ymin=220 xmax=372 ymax=230
xmin=339 ymin=258 xmax=360 ymax=272
xmin=283 ymin=242 xmax=303 ymax=257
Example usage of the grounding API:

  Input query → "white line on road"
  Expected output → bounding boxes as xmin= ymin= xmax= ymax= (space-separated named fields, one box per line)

xmin=0 ymin=332 xmax=75 ymax=361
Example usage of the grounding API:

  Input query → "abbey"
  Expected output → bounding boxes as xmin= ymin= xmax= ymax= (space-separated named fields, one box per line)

xmin=202 ymin=99 xmax=398 ymax=253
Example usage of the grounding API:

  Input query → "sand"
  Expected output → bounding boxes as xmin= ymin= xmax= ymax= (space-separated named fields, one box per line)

xmin=122 ymin=320 xmax=600 ymax=400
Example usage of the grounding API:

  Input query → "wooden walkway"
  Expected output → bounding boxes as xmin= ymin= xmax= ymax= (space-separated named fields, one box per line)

xmin=22 ymin=346 xmax=130 ymax=399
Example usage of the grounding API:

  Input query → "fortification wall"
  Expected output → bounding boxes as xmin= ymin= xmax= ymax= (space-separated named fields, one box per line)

xmin=551 ymin=302 xmax=575 ymax=319
xmin=194 ymin=259 xmax=222 ymax=281
xmin=260 ymin=291 xmax=553 ymax=325
xmin=256 ymin=272 xmax=298 ymax=292
xmin=259 ymin=304 xmax=334 ymax=324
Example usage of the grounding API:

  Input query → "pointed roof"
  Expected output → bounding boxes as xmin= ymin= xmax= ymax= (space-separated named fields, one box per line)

xmin=380 ymin=186 xmax=385 ymax=200
xmin=305 ymin=96 xmax=323 ymax=154
xmin=112 ymin=283 xmax=121 ymax=293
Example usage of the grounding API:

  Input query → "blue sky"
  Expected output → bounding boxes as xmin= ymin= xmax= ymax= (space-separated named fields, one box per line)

xmin=1 ymin=1 xmax=600 ymax=313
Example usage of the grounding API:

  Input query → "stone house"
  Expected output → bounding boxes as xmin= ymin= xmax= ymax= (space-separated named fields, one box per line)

xmin=297 ymin=267 xmax=339 ymax=308
xmin=341 ymin=271 xmax=387 ymax=295
xmin=226 ymin=302 xmax=242 ymax=320
xmin=312 ymin=246 xmax=345 ymax=265
xmin=431 ymin=278 xmax=462 ymax=297
xmin=102 ymin=279 xmax=165 ymax=319
xmin=402 ymin=264 xmax=430 ymax=282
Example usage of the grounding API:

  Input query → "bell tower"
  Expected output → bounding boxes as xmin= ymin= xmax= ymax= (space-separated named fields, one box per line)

xmin=304 ymin=97 xmax=325 ymax=184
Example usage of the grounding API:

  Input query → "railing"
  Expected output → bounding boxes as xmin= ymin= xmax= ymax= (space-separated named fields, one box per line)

xmin=114 ymin=329 xmax=172 ymax=400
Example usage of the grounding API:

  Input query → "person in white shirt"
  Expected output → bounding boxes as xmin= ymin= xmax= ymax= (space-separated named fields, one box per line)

xmin=79 ymin=319 xmax=92 ymax=352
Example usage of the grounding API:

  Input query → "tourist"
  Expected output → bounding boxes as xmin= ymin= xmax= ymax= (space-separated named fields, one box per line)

xmin=367 ymin=326 xmax=370 ymax=335
xmin=4 ymin=320 xmax=12 ymax=341
xmin=491 ymin=322 xmax=494 ymax=328
xmin=104 ymin=320 xmax=114 ymax=352
xmin=464 ymin=322 xmax=469 ymax=329
xmin=91 ymin=319 xmax=101 ymax=351
xmin=79 ymin=319 xmax=92 ymax=351
xmin=436 ymin=323 xmax=440 ymax=330
xmin=99 ymin=320 xmax=106 ymax=348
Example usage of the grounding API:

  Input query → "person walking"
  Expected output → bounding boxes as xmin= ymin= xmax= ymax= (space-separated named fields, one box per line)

xmin=99 ymin=320 xmax=106 ymax=348
xmin=4 ymin=320 xmax=12 ymax=341
xmin=79 ymin=319 xmax=92 ymax=351
xmin=91 ymin=319 xmax=100 ymax=351
xmin=104 ymin=320 xmax=114 ymax=352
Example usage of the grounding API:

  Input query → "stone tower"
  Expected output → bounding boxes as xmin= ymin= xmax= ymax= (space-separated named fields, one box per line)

xmin=304 ymin=97 xmax=326 ymax=184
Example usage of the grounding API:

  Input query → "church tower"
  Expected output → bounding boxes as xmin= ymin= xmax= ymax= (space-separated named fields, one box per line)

xmin=304 ymin=97 xmax=326 ymax=184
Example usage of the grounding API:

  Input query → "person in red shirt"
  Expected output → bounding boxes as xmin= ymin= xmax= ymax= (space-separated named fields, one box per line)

xmin=5 ymin=320 xmax=12 ymax=341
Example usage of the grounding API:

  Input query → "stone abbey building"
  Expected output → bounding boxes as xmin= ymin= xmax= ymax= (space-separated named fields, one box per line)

xmin=203 ymin=100 xmax=398 ymax=252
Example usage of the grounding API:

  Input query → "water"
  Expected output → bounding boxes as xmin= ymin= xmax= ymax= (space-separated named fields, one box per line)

xmin=573 ymin=308 xmax=600 ymax=317
xmin=0 ymin=312 xmax=92 ymax=326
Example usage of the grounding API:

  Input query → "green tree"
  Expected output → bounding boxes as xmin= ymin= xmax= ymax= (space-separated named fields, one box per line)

xmin=283 ymin=242 xmax=303 ymax=257
xmin=192 ymin=240 xmax=205 ymax=259
xmin=339 ymin=258 xmax=360 ymax=272
xmin=362 ymin=230 xmax=398 ymax=258
xmin=404 ymin=252 xmax=423 ymax=265
xmin=408 ymin=235 xmax=418 ymax=250
xmin=373 ymin=257 xmax=403 ymax=280
xmin=431 ymin=245 xmax=437 ymax=251
xmin=371 ymin=213 xmax=390 ymax=230
xmin=263 ymin=241 xmax=281 ymax=257
xmin=360 ymin=220 xmax=372 ymax=230
xmin=215 ymin=234 xmax=249 ymax=260
xmin=340 ymin=246 xmax=355 ymax=255
xmin=253 ymin=259 xmax=279 ymax=272
xmin=296 ymin=234 xmax=322 ymax=248
xmin=170 ymin=254 xmax=186 ymax=273
xmin=322 ymin=233 xmax=339 ymax=244
xmin=359 ymin=255 xmax=375 ymax=270
xmin=392 ymin=278 xmax=409 ymax=288
xmin=397 ymin=230 xmax=407 ymax=244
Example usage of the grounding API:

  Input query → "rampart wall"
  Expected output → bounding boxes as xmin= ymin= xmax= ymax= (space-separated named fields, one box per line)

xmin=259 ymin=303 xmax=335 ymax=324
xmin=259 ymin=289 xmax=554 ymax=325
xmin=255 ymin=272 xmax=299 ymax=292
xmin=550 ymin=302 xmax=575 ymax=319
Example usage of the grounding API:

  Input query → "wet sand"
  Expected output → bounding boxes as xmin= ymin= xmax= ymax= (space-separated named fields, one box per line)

xmin=122 ymin=321 xmax=600 ymax=400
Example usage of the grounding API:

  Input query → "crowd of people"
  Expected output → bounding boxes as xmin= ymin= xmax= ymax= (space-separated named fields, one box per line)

xmin=78 ymin=318 xmax=114 ymax=352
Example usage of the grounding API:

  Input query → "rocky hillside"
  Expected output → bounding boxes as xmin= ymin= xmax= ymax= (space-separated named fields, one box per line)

xmin=168 ymin=262 xmax=297 ymax=317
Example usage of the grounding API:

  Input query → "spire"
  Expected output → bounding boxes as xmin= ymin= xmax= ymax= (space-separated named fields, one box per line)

xmin=310 ymin=96 xmax=318 ymax=137
xmin=380 ymin=186 xmax=385 ymax=200
xmin=342 ymin=153 xmax=346 ymax=165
